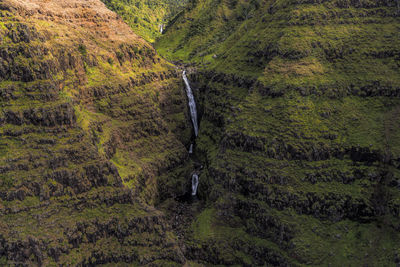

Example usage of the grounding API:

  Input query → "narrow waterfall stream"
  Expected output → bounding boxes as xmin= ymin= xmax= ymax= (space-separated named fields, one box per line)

xmin=191 ymin=173 xmax=199 ymax=196
xmin=183 ymin=71 xmax=199 ymax=137
xmin=160 ymin=24 xmax=164 ymax=34
xmin=182 ymin=70 xmax=200 ymax=196
xmin=189 ymin=143 xmax=193 ymax=154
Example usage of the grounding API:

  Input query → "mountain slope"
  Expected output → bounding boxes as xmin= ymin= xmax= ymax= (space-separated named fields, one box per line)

xmin=0 ymin=0 xmax=191 ymax=265
xmin=101 ymin=0 xmax=189 ymax=42
xmin=155 ymin=0 xmax=400 ymax=265
xmin=2 ymin=0 xmax=400 ymax=265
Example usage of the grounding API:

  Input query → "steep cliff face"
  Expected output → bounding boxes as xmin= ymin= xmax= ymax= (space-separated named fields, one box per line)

xmin=155 ymin=0 xmax=400 ymax=265
xmin=0 ymin=0 xmax=191 ymax=265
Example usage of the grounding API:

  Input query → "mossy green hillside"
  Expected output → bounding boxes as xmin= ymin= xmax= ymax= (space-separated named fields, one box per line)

xmin=1 ymin=0 xmax=400 ymax=265
xmin=172 ymin=0 xmax=400 ymax=174
xmin=0 ymin=1 xmax=191 ymax=264
xmin=101 ymin=0 xmax=189 ymax=42
xmin=154 ymin=0 xmax=400 ymax=265
xmin=184 ymin=75 xmax=400 ymax=265
xmin=157 ymin=0 xmax=400 ymax=94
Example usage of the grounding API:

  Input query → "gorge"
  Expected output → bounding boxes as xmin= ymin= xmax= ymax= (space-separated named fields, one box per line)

xmin=1 ymin=0 xmax=400 ymax=266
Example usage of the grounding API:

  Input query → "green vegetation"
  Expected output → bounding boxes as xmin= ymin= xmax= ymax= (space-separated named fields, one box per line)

xmin=101 ymin=0 xmax=189 ymax=42
xmin=152 ymin=0 xmax=400 ymax=265
xmin=2 ymin=0 xmax=400 ymax=265
xmin=0 ymin=4 xmax=189 ymax=265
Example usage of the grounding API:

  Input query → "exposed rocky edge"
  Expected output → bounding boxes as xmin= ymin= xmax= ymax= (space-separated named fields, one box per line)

xmin=1 ymin=103 xmax=76 ymax=127
xmin=184 ymin=237 xmax=292 ymax=266
xmin=0 ymin=0 xmax=192 ymax=265
xmin=0 ymin=204 xmax=186 ymax=266
xmin=192 ymin=70 xmax=400 ymax=99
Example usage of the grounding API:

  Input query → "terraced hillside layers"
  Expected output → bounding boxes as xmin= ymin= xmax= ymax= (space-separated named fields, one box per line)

xmin=2 ymin=0 xmax=400 ymax=265
xmin=0 ymin=0 xmax=192 ymax=265
xmin=154 ymin=0 xmax=400 ymax=265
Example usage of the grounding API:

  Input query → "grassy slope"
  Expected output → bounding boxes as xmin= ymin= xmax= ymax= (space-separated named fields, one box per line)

xmin=0 ymin=0 xmax=191 ymax=264
xmin=101 ymin=0 xmax=189 ymax=42
xmin=155 ymin=0 xmax=400 ymax=265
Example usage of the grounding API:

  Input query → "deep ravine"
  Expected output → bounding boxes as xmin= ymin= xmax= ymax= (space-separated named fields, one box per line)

xmin=3 ymin=0 xmax=400 ymax=265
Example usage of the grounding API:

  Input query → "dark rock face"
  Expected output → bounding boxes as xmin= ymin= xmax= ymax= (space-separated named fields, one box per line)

xmin=0 ymin=210 xmax=186 ymax=266
xmin=3 ymin=103 xmax=76 ymax=127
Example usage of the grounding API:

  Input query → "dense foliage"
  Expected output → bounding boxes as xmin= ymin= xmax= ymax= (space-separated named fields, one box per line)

xmin=101 ymin=0 xmax=189 ymax=42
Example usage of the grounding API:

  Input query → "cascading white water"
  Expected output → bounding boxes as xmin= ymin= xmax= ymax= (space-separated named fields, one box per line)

xmin=189 ymin=143 xmax=193 ymax=154
xmin=182 ymin=71 xmax=199 ymax=137
xmin=183 ymin=71 xmax=200 ymax=196
xmin=191 ymin=173 xmax=199 ymax=196
xmin=160 ymin=24 xmax=163 ymax=34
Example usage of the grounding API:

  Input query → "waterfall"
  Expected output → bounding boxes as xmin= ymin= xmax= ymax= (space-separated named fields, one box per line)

xmin=189 ymin=143 xmax=193 ymax=154
xmin=191 ymin=173 xmax=199 ymax=196
xmin=183 ymin=70 xmax=200 ymax=197
xmin=182 ymin=71 xmax=199 ymax=137
xmin=160 ymin=24 xmax=163 ymax=34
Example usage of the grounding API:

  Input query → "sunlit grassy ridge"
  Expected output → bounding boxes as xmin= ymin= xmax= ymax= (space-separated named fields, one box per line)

xmin=0 ymin=1 xmax=190 ymax=264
